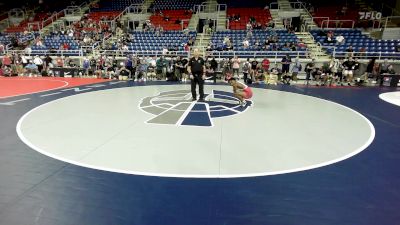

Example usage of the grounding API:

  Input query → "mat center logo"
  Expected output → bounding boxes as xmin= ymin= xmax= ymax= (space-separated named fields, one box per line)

xmin=139 ymin=90 xmax=253 ymax=127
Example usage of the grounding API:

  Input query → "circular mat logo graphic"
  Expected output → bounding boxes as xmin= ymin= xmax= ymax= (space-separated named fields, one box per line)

xmin=139 ymin=90 xmax=253 ymax=127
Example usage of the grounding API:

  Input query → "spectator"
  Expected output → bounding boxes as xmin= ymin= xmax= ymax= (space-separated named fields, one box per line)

xmin=24 ymin=45 xmax=32 ymax=55
xmin=174 ymin=56 xmax=184 ymax=81
xmin=25 ymin=60 xmax=38 ymax=76
xmin=2 ymin=66 xmax=12 ymax=77
xmin=255 ymin=63 xmax=265 ymax=83
xmin=162 ymin=46 xmax=168 ymax=55
xmin=184 ymin=43 xmax=190 ymax=52
xmin=2 ymin=54 xmax=12 ymax=67
xmin=206 ymin=41 xmax=214 ymax=51
xmin=242 ymin=38 xmax=249 ymax=48
xmin=118 ymin=64 xmax=131 ymax=81
xmin=0 ymin=42 xmax=4 ymax=55
xmin=44 ymin=55 xmax=52 ymax=70
xmin=205 ymin=58 xmax=216 ymax=83
xmin=320 ymin=61 xmax=332 ymax=86
xmin=343 ymin=57 xmax=356 ymax=85
xmin=380 ymin=59 xmax=391 ymax=74
xmin=267 ymin=21 xmax=275 ymax=29
xmin=261 ymin=58 xmax=270 ymax=71
xmin=336 ymin=35 xmax=345 ymax=45
xmin=346 ymin=45 xmax=354 ymax=57
xmin=56 ymin=56 xmax=64 ymax=68
xmin=36 ymin=38 xmax=43 ymax=47
xmin=246 ymin=22 xmax=252 ymax=31
xmin=250 ymin=59 xmax=258 ymax=81
xmin=62 ymin=42 xmax=70 ymax=50
xmin=82 ymin=57 xmax=90 ymax=76
xmin=297 ymin=39 xmax=306 ymax=48
xmin=305 ymin=59 xmax=316 ymax=84
xmin=281 ymin=54 xmax=291 ymax=76
xmin=291 ymin=58 xmax=302 ymax=83
xmin=21 ymin=54 xmax=29 ymax=68
xmin=156 ymin=56 xmax=168 ymax=80
xmin=254 ymin=39 xmax=261 ymax=50
xmin=289 ymin=42 xmax=297 ymax=51
xmin=232 ymin=56 xmax=240 ymax=79
xmin=242 ymin=58 xmax=251 ymax=82
xmin=365 ymin=57 xmax=378 ymax=82
xmin=281 ymin=43 xmax=291 ymax=51
xmin=90 ymin=56 xmax=97 ymax=75
xmin=387 ymin=65 xmax=396 ymax=74
xmin=136 ymin=59 xmax=148 ymax=81
xmin=311 ymin=67 xmax=323 ymax=85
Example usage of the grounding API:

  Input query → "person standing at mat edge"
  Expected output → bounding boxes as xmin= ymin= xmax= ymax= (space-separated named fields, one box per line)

xmin=187 ymin=48 xmax=206 ymax=101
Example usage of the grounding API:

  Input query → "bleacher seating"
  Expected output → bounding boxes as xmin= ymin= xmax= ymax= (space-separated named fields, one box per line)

xmin=27 ymin=35 xmax=81 ymax=56
xmin=129 ymin=31 xmax=196 ymax=51
xmin=91 ymin=0 xmax=144 ymax=12
xmin=312 ymin=6 xmax=359 ymax=28
xmin=150 ymin=10 xmax=192 ymax=30
xmin=87 ymin=11 xmax=122 ymax=22
xmin=5 ymin=13 xmax=51 ymax=33
xmin=0 ymin=34 xmax=11 ymax=45
xmin=151 ymin=0 xmax=204 ymax=10
xmin=211 ymin=30 xmax=307 ymax=58
xmin=0 ymin=33 xmax=36 ymax=45
xmin=311 ymin=29 xmax=400 ymax=58
xmin=227 ymin=8 xmax=272 ymax=30
xmin=217 ymin=0 xmax=268 ymax=8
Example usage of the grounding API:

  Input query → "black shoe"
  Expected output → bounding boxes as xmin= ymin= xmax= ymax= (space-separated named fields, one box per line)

xmin=198 ymin=98 xmax=205 ymax=102
xmin=192 ymin=98 xmax=197 ymax=101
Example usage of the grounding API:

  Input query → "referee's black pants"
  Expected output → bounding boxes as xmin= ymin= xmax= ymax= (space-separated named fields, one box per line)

xmin=191 ymin=73 xmax=204 ymax=100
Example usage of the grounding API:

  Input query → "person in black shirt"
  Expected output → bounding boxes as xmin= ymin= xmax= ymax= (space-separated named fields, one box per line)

xmin=343 ymin=57 xmax=355 ymax=85
xmin=174 ymin=56 xmax=183 ymax=81
xmin=118 ymin=66 xmax=131 ymax=80
xmin=205 ymin=58 xmax=216 ymax=83
xmin=180 ymin=57 xmax=189 ymax=81
xmin=305 ymin=59 xmax=315 ymax=84
xmin=187 ymin=48 xmax=206 ymax=101
xmin=90 ymin=57 xmax=97 ymax=75
xmin=250 ymin=59 xmax=258 ymax=81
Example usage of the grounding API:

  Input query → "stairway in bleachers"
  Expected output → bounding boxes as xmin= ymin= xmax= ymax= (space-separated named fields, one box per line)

xmin=295 ymin=32 xmax=329 ymax=59
xmin=193 ymin=32 xmax=211 ymax=54
xmin=142 ymin=0 xmax=155 ymax=12
xmin=41 ymin=1 xmax=96 ymax=35
xmin=269 ymin=10 xmax=284 ymax=29
xmin=277 ymin=0 xmax=292 ymax=11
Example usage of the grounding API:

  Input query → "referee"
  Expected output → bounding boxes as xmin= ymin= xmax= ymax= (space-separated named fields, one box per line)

xmin=187 ymin=48 xmax=206 ymax=101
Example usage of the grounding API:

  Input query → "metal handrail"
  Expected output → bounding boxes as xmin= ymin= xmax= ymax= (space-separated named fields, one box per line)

xmin=5 ymin=49 xmax=84 ymax=57
xmin=329 ymin=50 xmax=400 ymax=60
xmin=41 ymin=9 xmax=66 ymax=31
xmin=95 ymin=50 xmax=191 ymax=58
xmin=193 ymin=3 xmax=226 ymax=13
xmin=27 ymin=21 xmax=41 ymax=32
xmin=181 ymin=19 xmax=190 ymax=31
xmin=321 ymin=20 xmax=355 ymax=29
xmin=383 ymin=16 xmax=400 ymax=29
xmin=313 ymin=16 xmax=330 ymax=21
xmin=64 ymin=6 xmax=82 ymax=16
xmin=207 ymin=50 xmax=308 ymax=59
